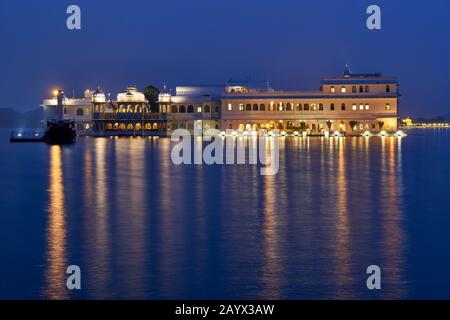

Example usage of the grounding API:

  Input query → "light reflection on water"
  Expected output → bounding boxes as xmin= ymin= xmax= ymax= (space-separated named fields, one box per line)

xmin=44 ymin=145 xmax=68 ymax=299
xmin=41 ymin=136 xmax=409 ymax=299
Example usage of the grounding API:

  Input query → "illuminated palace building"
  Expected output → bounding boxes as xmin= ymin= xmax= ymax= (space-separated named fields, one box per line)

xmin=162 ymin=68 xmax=399 ymax=135
xmin=42 ymin=68 xmax=399 ymax=136
xmin=43 ymin=86 xmax=167 ymax=136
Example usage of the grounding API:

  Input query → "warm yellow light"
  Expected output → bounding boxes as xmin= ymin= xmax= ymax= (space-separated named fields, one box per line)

xmin=53 ymin=90 xmax=59 ymax=96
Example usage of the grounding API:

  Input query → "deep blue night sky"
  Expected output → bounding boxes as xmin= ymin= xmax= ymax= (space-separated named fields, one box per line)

xmin=0 ymin=0 xmax=449 ymax=117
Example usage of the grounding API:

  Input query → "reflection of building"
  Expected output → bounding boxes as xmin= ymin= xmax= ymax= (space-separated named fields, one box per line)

xmin=163 ymin=68 xmax=399 ymax=135
xmin=92 ymin=86 xmax=167 ymax=136
xmin=42 ymin=89 xmax=93 ymax=135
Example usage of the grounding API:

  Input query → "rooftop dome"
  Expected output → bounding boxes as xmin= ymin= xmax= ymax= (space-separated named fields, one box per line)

xmin=117 ymin=86 xmax=147 ymax=103
xmin=92 ymin=86 xmax=106 ymax=103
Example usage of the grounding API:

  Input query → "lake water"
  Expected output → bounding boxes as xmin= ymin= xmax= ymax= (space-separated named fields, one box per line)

xmin=0 ymin=129 xmax=449 ymax=299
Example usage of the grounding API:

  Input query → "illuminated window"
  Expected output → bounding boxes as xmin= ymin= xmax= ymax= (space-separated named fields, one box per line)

xmin=330 ymin=86 xmax=335 ymax=93
xmin=359 ymin=104 xmax=364 ymax=110
xmin=296 ymin=104 xmax=302 ymax=111
xmin=269 ymin=102 xmax=274 ymax=111
xmin=227 ymin=103 xmax=232 ymax=111
xmin=197 ymin=107 xmax=202 ymax=112
xmin=278 ymin=103 xmax=284 ymax=111
xmin=341 ymin=86 xmax=346 ymax=93
xmin=352 ymin=104 xmax=357 ymax=110
xmin=365 ymin=104 xmax=369 ymax=110
xmin=239 ymin=104 xmax=244 ymax=111
xmin=385 ymin=104 xmax=391 ymax=110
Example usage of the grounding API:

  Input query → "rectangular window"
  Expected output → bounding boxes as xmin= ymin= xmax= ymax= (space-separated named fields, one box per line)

xmin=227 ymin=103 xmax=232 ymax=111
xmin=352 ymin=104 xmax=357 ymax=110
xmin=365 ymin=104 xmax=369 ymax=110
xmin=330 ymin=103 xmax=335 ymax=111
xmin=330 ymin=86 xmax=335 ymax=93
xmin=341 ymin=86 xmax=346 ymax=93
xmin=197 ymin=107 xmax=202 ymax=112
xmin=239 ymin=104 xmax=244 ymax=111
xmin=359 ymin=104 xmax=364 ymax=110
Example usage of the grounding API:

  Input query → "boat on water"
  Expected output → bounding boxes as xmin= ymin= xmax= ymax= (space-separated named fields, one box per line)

xmin=10 ymin=89 xmax=77 ymax=144
xmin=43 ymin=120 xmax=77 ymax=144
xmin=10 ymin=120 xmax=77 ymax=144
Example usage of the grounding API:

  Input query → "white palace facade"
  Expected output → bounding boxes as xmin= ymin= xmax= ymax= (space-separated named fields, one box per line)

xmin=41 ymin=68 xmax=400 ymax=136
xmin=161 ymin=69 xmax=399 ymax=135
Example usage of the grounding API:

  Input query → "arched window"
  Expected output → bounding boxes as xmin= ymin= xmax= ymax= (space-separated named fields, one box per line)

xmin=171 ymin=105 xmax=178 ymax=113
xmin=330 ymin=103 xmax=335 ymax=111
xmin=204 ymin=105 xmax=210 ymax=113
xmin=253 ymin=104 xmax=258 ymax=111
xmin=319 ymin=103 xmax=323 ymax=111
xmin=135 ymin=123 xmax=142 ymax=130
xmin=278 ymin=102 xmax=284 ymax=111
xmin=259 ymin=104 xmax=265 ymax=111
xmin=296 ymin=104 xmax=302 ymax=111
xmin=179 ymin=105 xmax=186 ymax=113
xmin=145 ymin=123 xmax=151 ymax=130
xmin=341 ymin=103 xmax=346 ymax=110
xmin=106 ymin=123 xmax=113 ymax=130
xmin=153 ymin=123 xmax=158 ymax=130
xmin=76 ymin=108 xmax=84 ymax=116
xmin=127 ymin=123 xmax=133 ymax=130
xmin=286 ymin=103 xmax=293 ymax=111
xmin=187 ymin=105 xmax=194 ymax=113
xmin=304 ymin=104 xmax=309 ymax=111
xmin=246 ymin=104 xmax=252 ymax=111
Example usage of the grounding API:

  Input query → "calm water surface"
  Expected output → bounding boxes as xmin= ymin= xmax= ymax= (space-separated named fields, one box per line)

xmin=0 ymin=129 xmax=449 ymax=299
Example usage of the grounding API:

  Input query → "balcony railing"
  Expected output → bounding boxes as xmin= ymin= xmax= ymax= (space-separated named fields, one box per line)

xmin=93 ymin=112 xmax=163 ymax=120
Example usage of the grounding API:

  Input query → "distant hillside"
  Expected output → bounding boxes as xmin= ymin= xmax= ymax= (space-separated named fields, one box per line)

xmin=0 ymin=107 xmax=44 ymax=128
